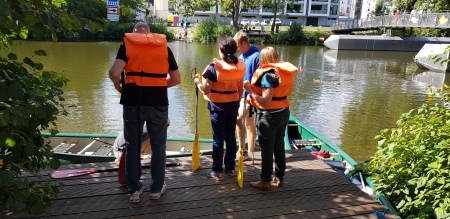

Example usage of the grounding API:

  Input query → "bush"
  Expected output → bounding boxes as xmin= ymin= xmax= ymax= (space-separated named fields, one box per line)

xmin=0 ymin=50 xmax=67 ymax=215
xmin=305 ymin=31 xmax=331 ymax=45
xmin=194 ymin=18 xmax=235 ymax=43
xmin=365 ymin=85 xmax=450 ymax=218
xmin=100 ymin=19 xmax=175 ymax=41
xmin=101 ymin=22 xmax=135 ymax=40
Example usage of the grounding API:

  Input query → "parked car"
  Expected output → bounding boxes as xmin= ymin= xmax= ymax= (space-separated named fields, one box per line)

xmin=261 ymin=19 xmax=271 ymax=25
xmin=180 ymin=19 xmax=191 ymax=27
xmin=271 ymin=18 xmax=282 ymax=25
xmin=241 ymin=19 xmax=250 ymax=26
xmin=250 ymin=19 xmax=260 ymax=26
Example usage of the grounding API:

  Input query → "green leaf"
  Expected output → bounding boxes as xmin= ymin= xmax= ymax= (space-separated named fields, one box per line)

xmin=9 ymin=83 xmax=24 ymax=100
xmin=28 ymin=198 xmax=46 ymax=215
xmin=0 ymin=83 xmax=10 ymax=101
xmin=49 ymin=158 xmax=61 ymax=170
xmin=0 ymin=111 xmax=10 ymax=127
xmin=34 ymin=50 xmax=47 ymax=56
xmin=0 ymin=0 xmax=11 ymax=24
xmin=7 ymin=53 xmax=17 ymax=60
xmin=0 ymin=170 xmax=14 ymax=186
xmin=23 ymin=57 xmax=34 ymax=67
xmin=5 ymin=137 xmax=16 ymax=147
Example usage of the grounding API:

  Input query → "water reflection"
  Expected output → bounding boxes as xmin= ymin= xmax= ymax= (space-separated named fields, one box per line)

xmin=8 ymin=41 xmax=434 ymax=162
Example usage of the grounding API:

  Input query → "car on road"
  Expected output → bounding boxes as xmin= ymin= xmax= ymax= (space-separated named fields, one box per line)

xmin=250 ymin=19 xmax=260 ymax=26
xmin=261 ymin=19 xmax=271 ymax=25
xmin=241 ymin=19 xmax=250 ymax=26
xmin=271 ymin=18 xmax=282 ymax=25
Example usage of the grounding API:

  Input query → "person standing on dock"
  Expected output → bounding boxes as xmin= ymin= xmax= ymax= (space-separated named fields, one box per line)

xmin=109 ymin=22 xmax=181 ymax=203
xmin=193 ymin=36 xmax=246 ymax=182
xmin=243 ymin=47 xmax=299 ymax=190
xmin=233 ymin=31 xmax=259 ymax=162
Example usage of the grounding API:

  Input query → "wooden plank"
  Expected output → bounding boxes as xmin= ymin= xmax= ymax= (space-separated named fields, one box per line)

xmin=1 ymin=149 xmax=395 ymax=219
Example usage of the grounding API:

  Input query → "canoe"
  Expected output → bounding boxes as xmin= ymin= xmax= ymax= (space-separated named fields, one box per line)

xmin=45 ymin=114 xmax=397 ymax=216
xmin=286 ymin=114 xmax=399 ymax=216
xmin=43 ymin=133 xmax=214 ymax=164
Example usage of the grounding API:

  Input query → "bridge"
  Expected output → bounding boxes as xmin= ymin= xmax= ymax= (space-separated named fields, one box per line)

xmin=332 ymin=13 xmax=450 ymax=34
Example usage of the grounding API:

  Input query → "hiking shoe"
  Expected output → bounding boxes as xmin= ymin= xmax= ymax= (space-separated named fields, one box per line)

xmin=206 ymin=170 xmax=223 ymax=181
xmin=225 ymin=169 xmax=236 ymax=177
xmin=129 ymin=186 xmax=143 ymax=203
xmin=235 ymin=150 xmax=251 ymax=161
xmin=149 ymin=182 xmax=167 ymax=200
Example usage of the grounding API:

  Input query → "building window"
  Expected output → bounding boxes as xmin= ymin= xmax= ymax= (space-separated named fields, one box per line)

xmin=330 ymin=5 xmax=338 ymax=15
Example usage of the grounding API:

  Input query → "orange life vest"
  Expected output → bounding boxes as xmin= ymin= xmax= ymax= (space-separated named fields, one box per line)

xmin=201 ymin=59 xmax=246 ymax=103
xmin=124 ymin=33 xmax=169 ymax=87
xmin=249 ymin=62 xmax=298 ymax=109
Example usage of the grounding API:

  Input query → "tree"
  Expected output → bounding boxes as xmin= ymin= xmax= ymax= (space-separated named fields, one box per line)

xmin=65 ymin=0 xmax=107 ymax=22
xmin=171 ymin=0 xmax=260 ymax=30
xmin=0 ymin=0 xmax=97 ymax=215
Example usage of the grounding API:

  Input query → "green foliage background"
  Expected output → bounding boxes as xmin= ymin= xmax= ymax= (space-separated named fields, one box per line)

xmin=0 ymin=0 xmax=98 ymax=215
xmin=366 ymin=85 xmax=450 ymax=218
xmin=193 ymin=18 xmax=236 ymax=43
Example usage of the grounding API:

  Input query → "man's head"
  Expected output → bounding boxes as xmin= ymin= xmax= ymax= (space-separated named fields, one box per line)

xmin=233 ymin=31 xmax=250 ymax=54
xmin=133 ymin=22 xmax=151 ymax=34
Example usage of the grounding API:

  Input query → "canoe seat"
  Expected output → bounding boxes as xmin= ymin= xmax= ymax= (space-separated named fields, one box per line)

xmin=292 ymin=139 xmax=322 ymax=148
xmin=93 ymin=145 xmax=113 ymax=156
xmin=53 ymin=142 xmax=76 ymax=153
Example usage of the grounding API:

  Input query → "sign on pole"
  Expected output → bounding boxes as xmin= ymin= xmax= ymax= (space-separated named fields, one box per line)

xmin=107 ymin=0 xmax=119 ymax=22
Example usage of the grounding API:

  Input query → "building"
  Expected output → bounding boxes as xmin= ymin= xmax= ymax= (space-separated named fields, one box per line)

xmin=152 ymin=0 xmax=340 ymax=26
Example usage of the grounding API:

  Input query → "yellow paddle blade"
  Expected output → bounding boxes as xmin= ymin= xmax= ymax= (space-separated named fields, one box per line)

xmin=237 ymin=147 xmax=244 ymax=188
xmin=192 ymin=134 xmax=200 ymax=171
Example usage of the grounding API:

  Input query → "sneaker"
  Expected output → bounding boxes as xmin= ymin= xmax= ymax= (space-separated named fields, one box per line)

xmin=272 ymin=177 xmax=284 ymax=187
xmin=149 ymin=182 xmax=167 ymax=200
xmin=129 ymin=187 xmax=143 ymax=203
xmin=235 ymin=150 xmax=251 ymax=161
xmin=206 ymin=170 xmax=223 ymax=181
xmin=225 ymin=169 xmax=236 ymax=177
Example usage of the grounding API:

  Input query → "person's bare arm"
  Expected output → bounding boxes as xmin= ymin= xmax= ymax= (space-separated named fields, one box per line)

xmin=243 ymin=83 xmax=273 ymax=107
xmin=238 ymin=79 xmax=244 ymax=99
xmin=109 ymin=59 xmax=126 ymax=93
xmin=194 ymin=77 xmax=212 ymax=95
xmin=167 ymin=69 xmax=181 ymax=88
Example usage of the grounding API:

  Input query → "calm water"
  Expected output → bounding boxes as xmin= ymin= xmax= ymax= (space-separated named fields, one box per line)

xmin=9 ymin=41 xmax=450 ymax=162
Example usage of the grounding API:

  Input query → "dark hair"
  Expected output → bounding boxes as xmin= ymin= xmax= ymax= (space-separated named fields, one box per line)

xmin=217 ymin=37 xmax=238 ymax=64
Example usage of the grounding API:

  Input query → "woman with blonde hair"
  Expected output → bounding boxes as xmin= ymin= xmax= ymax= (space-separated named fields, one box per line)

xmin=243 ymin=46 xmax=300 ymax=190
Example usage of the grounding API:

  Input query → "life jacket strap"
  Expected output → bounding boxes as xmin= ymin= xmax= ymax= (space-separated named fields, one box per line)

xmin=211 ymin=89 xmax=237 ymax=95
xmin=272 ymin=96 xmax=287 ymax=101
xmin=126 ymin=72 xmax=167 ymax=78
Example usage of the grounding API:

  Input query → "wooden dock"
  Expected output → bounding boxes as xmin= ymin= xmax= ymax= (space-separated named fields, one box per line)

xmin=2 ymin=149 xmax=397 ymax=218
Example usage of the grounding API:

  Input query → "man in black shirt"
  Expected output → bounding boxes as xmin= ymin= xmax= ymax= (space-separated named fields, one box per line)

xmin=109 ymin=22 xmax=181 ymax=203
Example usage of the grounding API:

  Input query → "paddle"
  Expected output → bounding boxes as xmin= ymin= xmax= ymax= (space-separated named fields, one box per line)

xmin=192 ymin=68 xmax=200 ymax=171
xmin=238 ymin=85 xmax=248 ymax=188
xmin=51 ymin=162 xmax=181 ymax=179
xmin=90 ymin=137 xmax=113 ymax=146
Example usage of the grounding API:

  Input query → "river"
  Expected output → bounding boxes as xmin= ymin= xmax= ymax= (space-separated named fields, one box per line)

xmin=9 ymin=40 xmax=449 ymax=162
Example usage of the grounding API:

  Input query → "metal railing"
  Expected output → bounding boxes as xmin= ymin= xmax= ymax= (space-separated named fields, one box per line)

xmin=332 ymin=13 xmax=450 ymax=32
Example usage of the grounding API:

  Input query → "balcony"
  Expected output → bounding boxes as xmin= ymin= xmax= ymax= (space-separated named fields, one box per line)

xmin=241 ymin=8 xmax=260 ymax=14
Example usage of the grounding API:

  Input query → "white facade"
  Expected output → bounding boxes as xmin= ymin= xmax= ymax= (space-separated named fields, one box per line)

xmin=153 ymin=0 xmax=340 ymax=26
xmin=360 ymin=0 xmax=377 ymax=18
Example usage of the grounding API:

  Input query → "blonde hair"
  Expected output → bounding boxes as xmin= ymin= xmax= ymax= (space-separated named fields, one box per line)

xmin=233 ymin=31 xmax=249 ymax=44
xmin=259 ymin=47 xmax=279 ymax=67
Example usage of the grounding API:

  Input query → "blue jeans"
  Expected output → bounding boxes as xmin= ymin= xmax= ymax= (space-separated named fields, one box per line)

xmin=123 ymin=105 xmax=168 ymax=194
xmin=209 ymin=102 xmax=239 ymax=172
xmin=256 ymin=108 xmax=289 ymax=182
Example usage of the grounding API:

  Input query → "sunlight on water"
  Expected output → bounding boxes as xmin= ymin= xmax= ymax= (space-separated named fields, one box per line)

xmin=9 ymin=41 xmax=445 ymax=162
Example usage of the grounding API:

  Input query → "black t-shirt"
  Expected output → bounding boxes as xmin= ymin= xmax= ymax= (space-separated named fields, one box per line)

xmin=115 ymin=44 xmax=179 ymax=106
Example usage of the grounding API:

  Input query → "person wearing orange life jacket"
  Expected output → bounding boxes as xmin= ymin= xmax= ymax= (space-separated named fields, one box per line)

xmin=109 ymin=22 xmax=181 ymax=203
xmin=243 ymin=46 xmax=300 ymax=191
xmin=193 ymin=36 xmax=246 ymax=182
